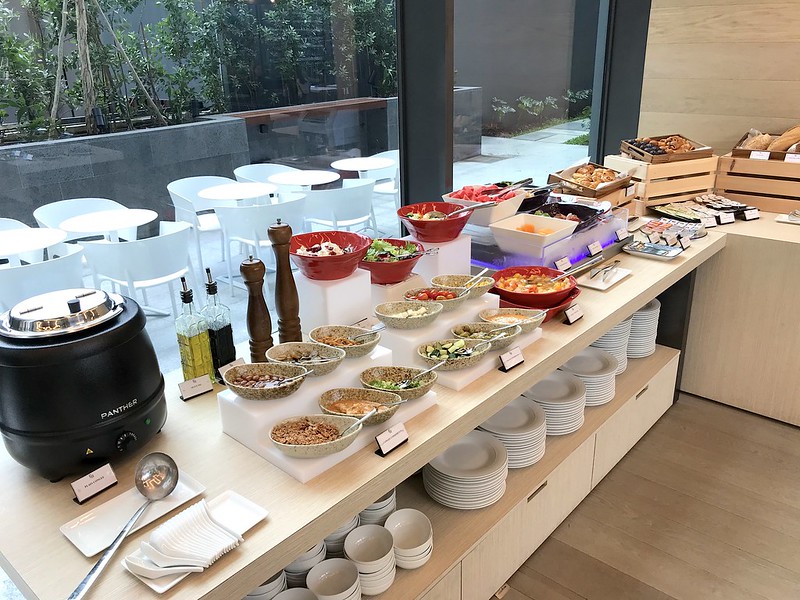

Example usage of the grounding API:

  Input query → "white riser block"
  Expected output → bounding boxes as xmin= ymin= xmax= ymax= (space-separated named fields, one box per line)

xmin=296 ymin=268 xmax=372 ymax=330
xmin=370 ymin=273 xmax=427 ymax=306
xmin=403 ymin=234 xmax=472 ymax=282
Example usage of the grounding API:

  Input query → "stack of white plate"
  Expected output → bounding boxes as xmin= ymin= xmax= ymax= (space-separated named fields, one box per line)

xmin=591 ymin=317 xmax=632 ymax=374
xmin=324 ymin=515 xmax=360 ymax=559
xmin=558 ymin=348 xmax=618 ymax=407
xmin=628 ymin=299 xmax=661 ymax=358
xmin=384 ymin=509 xmax=433 ymax=570
xmin=478 ymin=397 xmax=547 ymax=468
xmin=523 ymin=371 xmax=586 ymax=435
xmin=284 ymin=541 xmax=326 ymax=588
xmin=422 ymin=430 xmax=508 ymax=510
xmin=359 ymin=489 xmax=396 ymax=526
xmin=245 ymin=570 xmax=287 ymax=600
xmin=344 ymin=524 xmax=396 ymax=596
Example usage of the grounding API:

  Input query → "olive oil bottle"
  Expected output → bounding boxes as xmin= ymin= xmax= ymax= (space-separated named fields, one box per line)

xmin=175 ymin=277 xmax=214 ymax=382
xmin=199 ymin=268 xmax=236 ymax=381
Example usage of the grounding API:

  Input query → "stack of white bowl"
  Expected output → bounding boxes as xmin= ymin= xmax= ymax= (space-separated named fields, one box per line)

xmin=383 ymin=508 xmax=433 ymax=569
xmin=324 ymin=515 xmax=360 ymax=558
xmin=306 ymin=558 xmax=362 ymax=600
xmin=422 ymin=430 xmax=509 ymax=509
xmin=523 ymin=371 xmax=586 ymax=435
xmin=272 ymin=589 xmax=317 ymax=600
xmin=344 ymin=524 xmax=396 ymax=596
xmin=559 ymin=348 xmax=618 ymax=407
xmin=359 ymin=489 xmax=397 ymax=526
xmin=628 ymin=299 xmax=661 ymax=358
xmin=244 ymin=570 xmax=287 ymax=600
xmin=590 ymin=316 xmax=632 ymax=374
xmin=478 ymin=397 xmax=547 ymax=468
xmin=284 ymin=541 xmax=326 ymax=588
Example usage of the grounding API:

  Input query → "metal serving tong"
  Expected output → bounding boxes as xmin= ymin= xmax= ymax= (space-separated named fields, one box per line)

xmin=590 ymin=260 xmax=621 ymax=282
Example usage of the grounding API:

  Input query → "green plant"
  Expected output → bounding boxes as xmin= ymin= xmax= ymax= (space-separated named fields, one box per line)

xmin=491 ymin=97 xmax=515 ymax=126
xmin=565 ymin=132 xmax=590 ymax=145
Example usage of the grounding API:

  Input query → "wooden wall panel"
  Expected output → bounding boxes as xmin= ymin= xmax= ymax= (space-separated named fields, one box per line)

xmin=638 ymin=2 xmax=800 ymax=154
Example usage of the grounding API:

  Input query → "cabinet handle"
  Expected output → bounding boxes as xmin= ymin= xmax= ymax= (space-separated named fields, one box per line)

xmin=527 ymin=481 xmax=548 ymax=502
xmin=636 ymin=385 xmax=649 ymax=399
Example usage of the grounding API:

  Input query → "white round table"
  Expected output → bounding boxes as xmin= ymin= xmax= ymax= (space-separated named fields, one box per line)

xmin=267 ymin=170 xmax=341 ymax=188
xmin=197 ymin=181 xmax=278 ymax=205
xmin=59 ymin=208 xmax=158 ymax=242
xmin=0 ymin=228 xmax=67 ymax=265
xmin=330 ymin=157 xmax=395 ymax=175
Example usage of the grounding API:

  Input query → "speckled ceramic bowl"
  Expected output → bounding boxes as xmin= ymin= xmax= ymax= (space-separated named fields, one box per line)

xmin=374 ymin=300 xmax=443 ymax=329
xmin=451 ymin=322 xmax=522 ymax=351
xmin=319 ymin=388 xmax=403 ymax=425
xmin=403 ymin=286 xmax=468 ymax=312
xmin=222 ymin=363 xmax=310 ymax=401
xmin=431 ymin=274 xmax=495 ymax=300
xmin=266 ymin=342 xmax=346 ymax=377
xmin=309 ymin=325 xmax=381 ymax=359
xmin=359 ymin=366 xmax=438 ymax=401
xmin=478 ymin=308 xmax=547 ymax=334
xmin=270 ymin=414 xmax=361 ymax=458
xmin=417 ymin=338 xmax=492 ymax=371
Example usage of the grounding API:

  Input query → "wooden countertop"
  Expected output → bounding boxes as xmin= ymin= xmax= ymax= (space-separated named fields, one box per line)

xmin=0 ymin=230 xmax=727 ymax=600
xmin=709 ymin=211 xmax=800 ymax=245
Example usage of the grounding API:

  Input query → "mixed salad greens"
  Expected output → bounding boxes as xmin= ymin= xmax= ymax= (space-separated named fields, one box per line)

xmin=363 ymin=239 xmax=420 ymax=262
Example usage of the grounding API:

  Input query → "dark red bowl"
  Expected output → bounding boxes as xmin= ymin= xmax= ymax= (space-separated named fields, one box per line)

xmin=358 ymin=239 xmax=424 ymax=285
xmin=497 ymin=287 xmax=581 ymax=322
xmin=491 ymin=265 xmax=578 ymax=309
xmin=290 ymin=231 xmax=372 ymax=281
xmin=397 ymin=202 xmax=471 ymax=243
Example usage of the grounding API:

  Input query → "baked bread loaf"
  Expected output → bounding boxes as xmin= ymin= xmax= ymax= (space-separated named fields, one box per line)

xmin=767 ymin=125 xmax=800 ymax=152
xmin=742 ymin=133 xmax=772 ymax=150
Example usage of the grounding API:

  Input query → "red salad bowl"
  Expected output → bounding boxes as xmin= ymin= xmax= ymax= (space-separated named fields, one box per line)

xmin=290 ymin=231 xmax=372 ymax=280
xmin=491 ymin=265 xmax=578 ymax=309
xmin=397 ymin=202 xmax=471 ymax=243
xmin=358 ymin=238 xmax=425 ymax=285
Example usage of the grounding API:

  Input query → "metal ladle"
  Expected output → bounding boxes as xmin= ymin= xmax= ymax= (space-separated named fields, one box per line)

xmin=423 ymin=201 xmax=498 ymax=220
xmin=68 ymin=452 xmax=180 ymax=600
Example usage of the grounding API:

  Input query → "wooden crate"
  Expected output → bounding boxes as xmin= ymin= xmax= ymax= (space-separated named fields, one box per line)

xmin=620 ymin=134 xmax=713 ymax=164
xmin=603 ymin=154 xmax=718 ymax=215
xmin=715 ymin=154 xmax=800 ymax=213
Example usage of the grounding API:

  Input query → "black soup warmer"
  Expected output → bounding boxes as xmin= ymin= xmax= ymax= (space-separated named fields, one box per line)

xmin=0 ymin=289 xmax=168 ymax=481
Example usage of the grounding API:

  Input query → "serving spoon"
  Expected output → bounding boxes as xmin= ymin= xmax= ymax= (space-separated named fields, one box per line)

xmin=396 ymin=359 xmax=447 ymax=389
xmin=423 ymin=201 xmax=498 ymax=220
xmin=69 ymin=452 xmax=180 ymax=599
xmin=340 ymin=409 xmax=379 ymax=437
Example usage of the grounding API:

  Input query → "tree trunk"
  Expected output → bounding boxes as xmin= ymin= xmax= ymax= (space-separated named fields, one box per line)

xmin=49 ymin=0 xmax=69 ymax=138
xmin=75 ymin=0 xmax=97 ymax=134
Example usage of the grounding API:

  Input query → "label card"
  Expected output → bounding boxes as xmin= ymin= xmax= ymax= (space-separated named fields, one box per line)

xmin=499 ymin=347 xmax=524 ymax=372
xmin=718 ymin=212 xmax=735 ymax=225
xmin=647 ymin=232 xmax=662 ymax=245
xmin=625 ymin=185 xmax=635 ymax=197
xmin=375 ymin=424 xmax=409 ymax=457
xmin=749 ymin=150 xmax=770 ymax=160
xmin=785 ymin=153 xmax=800 ymax=164
xmin=587 ymin=241 xmax=603 ymax=257
xmin=178 ymin=375 xmax=214 ymax=401
xmin=664 ymin=233 xmax=679 ymax=246
xmin=679 ymin=236 xmax=692 ymax=250
xmin=71 ymin=463 xmax=118 ymax=504
xmin=554 ymin=256 xmax=572 ymax=271
xmin=701 ymin=216 xmax=717 ymax=228
xmin=218 ymin=357 xmax=245 ymax=378
xmin=615 ymin=227 xmax=630 ymax=242
xmin=564 ymin=304 xmax=584 ymax=325
xmin=743 ymin=208 xmax=760 ymax=221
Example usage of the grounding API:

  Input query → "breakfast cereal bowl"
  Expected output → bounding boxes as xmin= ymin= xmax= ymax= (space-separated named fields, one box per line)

xmin=431 ymin=274 xmax=495 ymax=299
xmin=319 ymin=388 xmax=403 ymax=426
xmin=309 ymin=325 xmax=381 ymax=359
xmin=403 ymin=286 xmax=468 ymax=312
xmin=270 ymin=414 xmax=361 ymax=459
xmin=451 ymin=322 xmax=522 ymax=351
xmin=359 ymin=366 xmax=438 ymax=400
xmin=266 ymin=342 xmax=346 ymax=377
xmin=478 ymin=308 xmax=547 ymax=333
xmin=223 ymin=363 xmax=310 ymax=401
xmin=417 ymin=338 xmax=492 ymax=371
xmin=374 ymin=300 xmax=443 ymax=329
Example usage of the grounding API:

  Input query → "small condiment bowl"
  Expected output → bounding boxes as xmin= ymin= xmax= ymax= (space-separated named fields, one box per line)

xmin=374 ymin=300 xmax=443 ymax=329
xmin=309 ymin=325 xmax=381 ymax=359
xmin=359 ymin=366 xmax=438 ymax=400
xmin=431 ymin=274 xmax=495 ymax=300
xmin=403 ymin=286 xmax=468 ymax=312
xmin=223 ymin=363 xmax=309 ymax=401
xmin=451 ymin=322 xmax=522 ymax=351
xmin=343 ymin=524 xmax=395 ymax=571
xmin=319 ymin=388 xmax=403 ymax=425
xmin=478 ymin=308 xmax=547 ymax=333
xmin=305 ymin=558 xmax=360 ymax=600
xmin=270 ymin=414 xmax=362 ymax=459
xmin=383 ymin=508 xmax=433 ymax=557
xmin=417 ymin=338 xmax=492 ymax=370
xmin=266 ymin=342 xmax=345 ymax=377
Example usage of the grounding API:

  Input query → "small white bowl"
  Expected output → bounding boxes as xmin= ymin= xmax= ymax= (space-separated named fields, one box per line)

xmin=383 ymin=509 xmax=433 ymax=556
xmin=306 ymin=558 xmax=360 ymax=600
xmin=359 ymin=568 xmax=396 ymax=596
xmin=248 ymin=570 xmax=286 ymax=596
xmin=344 ymin=525 xmax=394 ymax=571
xmin=395 ymin=546 xmax=432 ymax=570
xmin=273 ymin=588 xmax=318 ymax=600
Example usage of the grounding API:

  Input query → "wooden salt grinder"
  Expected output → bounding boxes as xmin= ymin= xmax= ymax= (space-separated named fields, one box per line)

xmin=240 ymin=255 xmax=273 ymax=362
xmin=268 ymin=219 xmax=302 ymax=342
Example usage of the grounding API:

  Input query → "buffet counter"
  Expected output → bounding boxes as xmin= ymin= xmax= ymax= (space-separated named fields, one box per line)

xmin=0 ymin=229 xmax=727 ymax=600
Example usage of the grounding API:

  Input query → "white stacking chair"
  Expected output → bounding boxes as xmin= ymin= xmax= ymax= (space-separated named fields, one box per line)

xmin=82 ymin=221 xmax=193 ymax=317
xmin=233 ymin=163 xmax=300 ymax=183
xmin=33 ymin=198 xmax=137 ymax=242
xmin=303 ymin=179 xmax=378 ymax=235
xmin=361 ymin=150 xmax=401 ymax=211
xmin=0 ymin=218 xmax=41 ymax=264
xmin=214 ymin=195 xmax=306 ymax=294
xmin=0 ymin=243 xmax=85 ymax=311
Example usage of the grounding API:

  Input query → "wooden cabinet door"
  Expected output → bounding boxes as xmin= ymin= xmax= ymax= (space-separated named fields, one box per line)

xmin=419 ymin=564 xmax=461 ymax=600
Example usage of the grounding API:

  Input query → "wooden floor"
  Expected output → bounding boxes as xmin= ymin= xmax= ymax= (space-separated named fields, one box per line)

xmin=502 ymin=394 xmax=800 ymax=600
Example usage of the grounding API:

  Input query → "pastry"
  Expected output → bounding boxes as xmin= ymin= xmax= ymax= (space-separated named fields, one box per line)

xmin=767 ymin=125 xmax=800 ymax=152
xmin=742 ymin=133 xmax=772 ymax=150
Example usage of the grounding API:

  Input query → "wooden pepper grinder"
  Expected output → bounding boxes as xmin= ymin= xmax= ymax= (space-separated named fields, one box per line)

xmin=239 ymin=255 xmax=273 ymax=362
xmin=268 ymin=219 xmax=302 ymax=342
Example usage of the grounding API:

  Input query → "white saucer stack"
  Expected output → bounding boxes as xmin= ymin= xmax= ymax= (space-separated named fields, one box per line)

xmin=478 ymin=397 xmax=547 ymax=468
xmin=523 ymin=371 xmax=586 ymax=435
xmin=324 ymin=515 xmax=360 ymax=558
xmin=559 ymin=348 xmax=618 ymax=407
xmin=422 ymin=430 xmax=508 ymax=510
xmin=628 ymin=299 xmax=661 ymax=358
xmin=359 ymin=489 xmax=396 ymax=526
xmin=591 ymin=317 xmax=632 ymax=374
xmin=245 ymin=570 xmax=287 ymax=600
xmin=284 ymin=541 xmax=326 ymax=588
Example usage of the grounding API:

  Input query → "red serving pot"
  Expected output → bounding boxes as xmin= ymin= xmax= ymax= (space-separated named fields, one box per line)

xmin=289 ymin=231 xmax=372 ymax=281
xmin=358 ymin=239 xmax=425 ymax=285
xmin=397 ymin=202 xmax=471 ymax=243
xmin=491 ymin=265 xmax=578 ymax=309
